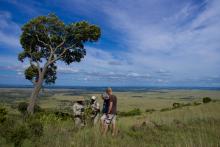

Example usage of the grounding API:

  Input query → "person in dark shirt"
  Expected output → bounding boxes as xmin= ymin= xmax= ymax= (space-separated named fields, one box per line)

xmin=102 ymin=93 xmax=110 ymax=114
xmin=100 ymin=90 xmax=110 ymax=130
xmin=103 ymin=87 xmax=117 ymax=136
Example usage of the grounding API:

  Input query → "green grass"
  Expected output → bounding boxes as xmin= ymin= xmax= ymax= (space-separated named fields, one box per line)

xmin=0 ymin=88 xmax=220 ymax=146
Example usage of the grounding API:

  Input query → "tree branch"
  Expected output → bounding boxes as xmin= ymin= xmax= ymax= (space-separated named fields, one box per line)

xmin=29 ymin=58 xmax=41 ymax=76
xmin=47 ymin=44 xmax=77 ymax=65
xmin=35 ymin=34 xmax=49 ymax=47
xmin=54 ymin=39 xmax=65 ymax=52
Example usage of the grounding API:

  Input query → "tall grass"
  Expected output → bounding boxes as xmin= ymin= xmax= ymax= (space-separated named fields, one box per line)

xmin=1 ymin=89 xmax=220 ymax=147
xmin=4 ymin=102 xmax=217 ymax=147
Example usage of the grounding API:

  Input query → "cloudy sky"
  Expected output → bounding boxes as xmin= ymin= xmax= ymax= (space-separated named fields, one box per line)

xmin=0 ymin=0 xmax=220 ymax=86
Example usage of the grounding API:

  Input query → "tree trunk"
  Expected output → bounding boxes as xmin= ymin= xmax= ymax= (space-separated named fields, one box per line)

xmin=27 ymin=74 xmax=44 ymax=114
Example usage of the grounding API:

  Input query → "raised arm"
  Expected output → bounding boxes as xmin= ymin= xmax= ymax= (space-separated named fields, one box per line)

xmin=108 ymin=100 xmax=113 ymax=114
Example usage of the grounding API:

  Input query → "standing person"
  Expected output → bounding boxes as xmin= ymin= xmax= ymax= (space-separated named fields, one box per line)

xmin=90 ymin=96 xmax=100 ymax=125
xmin=103 ymin=88 xmax=117 ymax=136
xmin=100 ymin=91 xmax=110 ymax=130
xmin=72 ymin=98 xmax=85 ymax=128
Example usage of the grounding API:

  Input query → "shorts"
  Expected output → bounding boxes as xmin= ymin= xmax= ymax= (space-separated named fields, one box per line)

xmin=100 ymin=114 xmax=107 ymax=122
xmin=104 ymin=114 xmax=116 ymax=125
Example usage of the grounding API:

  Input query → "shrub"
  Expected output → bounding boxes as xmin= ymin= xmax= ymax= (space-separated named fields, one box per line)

xmin=18 ymin=102 xmax=28 ymax=115
xmin=118 ymin=108 xmax=141 ymax=117
xmin=181 ymin=103 xmax=192 ymax=107
xmin=10 ymin=124 xmax=30 ymax=147
xmin=39 ymin=113 xmax=62 ymax=125
xmin=34 ymin=105 xmax=41 ymax=113
xmin=145 ymin=109 xmax=156 ymax=113
xmin=28 ymin=120 xmax=43 ymax=138
xmin=54 ymin=111 xmax=72 ymax=120
xmin=172 ymin=103 xmax=181 ymax=108
xmin=1 ymin=119 xmax=30 ymax=147
xmin=203 ymin=97 xmax=212 ymax=103
xmin=18 ymin=102 xmax=41 ymax=114
xmin=160 ymin=107 xmax=172 ymax=112
xmin=193 ymin=101 xmax=201 ymax=106
xmin=0 ymin=106 xmax=7 ymax=123
xmin=0 ymin=117 xmax=15 ymax=140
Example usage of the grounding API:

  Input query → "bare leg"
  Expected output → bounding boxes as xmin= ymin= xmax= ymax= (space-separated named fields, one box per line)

xmin=94 ymin=114 xmax=99 ymax=126
xmin=103 ymin=123 xmax=109 ymax=135
xmin=100 ymin=118 xmax=104 ymax=133
xmin=112 ymin=123 xmax=116 ymax=136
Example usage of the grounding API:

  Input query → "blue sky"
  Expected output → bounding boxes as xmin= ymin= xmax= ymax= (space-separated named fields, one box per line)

xmin=0 ymin=0 xmax=220 ymax=86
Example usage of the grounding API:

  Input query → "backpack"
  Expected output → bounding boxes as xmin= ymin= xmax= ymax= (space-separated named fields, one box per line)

xmin=102 ymin=99 xmax=110 ymax=113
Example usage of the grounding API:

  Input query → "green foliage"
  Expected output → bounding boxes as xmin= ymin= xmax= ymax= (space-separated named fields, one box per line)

xmin=28 ymin=120 xmax=43 ymax=138
xmin=172 ymin=102 xmax=192 ymax=109
xmin=193 ymin=101 xmax=202 ymax=106
xmin=54 ymin=111 xmax=72 ymax=120
xmin=10 ymin=124 xmax=29 ymax=147
xmin=145 ymin=109 xmax=156 ymax=113
xmin=161 ymin=102 xmax=194 ymax=112
xmin=38 ymin=113 xmax=63 ymax=125
xmin=24 ymin=65 xmax=38 ymax=82
xmin=0 ymin=106 xmax=7 ymax=123
xmin=160 ymin=107 xmax=172 ymax=112
xmin=118 ymin=108 xmax=141 ymax=117
xmin=44 ymin=63 xmax=57 ymax=84
xmin=0 ymin=109 xmax=44 ymax=146
xmin=203 ymin=97 xmax=212 ymax=103
xmin=18 ymin=102 xmax=28 ymax=114
xmin=0 ymin=117 xmax=15 ymax=139
xmin=18 ymin=102 xmax=41 ymax=115
xmin=173 ymin=102 xmax=181 ymax=108
xmin=18 ymin=13 xmax=101 ymax=85
xmin=181 ymin=103 xmax=192 ymax=107
xmin=0 ymin=117 xmax=29 ymax=147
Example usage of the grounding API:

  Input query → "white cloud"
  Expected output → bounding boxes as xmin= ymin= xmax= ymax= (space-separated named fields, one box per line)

xmin=100 ymin=0 xmax=220 ymax=81
xmin=1 ymin=0 xmax=220 ymax=86
xmin=0 ymin=11 xmax=21 ymax=48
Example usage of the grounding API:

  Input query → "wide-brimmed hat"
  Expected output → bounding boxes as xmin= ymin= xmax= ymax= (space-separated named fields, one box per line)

xmin=91 ymin=96 xmax=97 ymax=100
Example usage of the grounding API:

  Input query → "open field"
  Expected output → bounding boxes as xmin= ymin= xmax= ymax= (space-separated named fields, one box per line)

xmin=0 ymin=88 xmax=220 ymax=146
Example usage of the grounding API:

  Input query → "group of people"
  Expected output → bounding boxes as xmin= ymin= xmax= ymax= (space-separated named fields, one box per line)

xmin=72 ymin=87 xmax=117 ymax=136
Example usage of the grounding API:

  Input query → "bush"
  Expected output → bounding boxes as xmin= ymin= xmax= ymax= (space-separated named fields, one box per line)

xmin=18 ymin=102 xmax=28 ymax=114
xmin=171 ymin=102 xmax=193 ymax=110
xmin=0 ymin=118 xmax=29 ymax=147
xmin=160 ymin=107 xmax=172 ymax=112
xmin=193 ymin=101 xmax=201 ymax=106
xmin=0 ymin=113 xmax=44 ymax=146
xmin=145 ymin=109 xmax=156 ymax=113
xmin=172 ymin=103 xmax=181 ymax=108
xmin=28 ymin=120 xmax=43 ymax=138
xmin=0 ymin=117 xmax=15 ymax=139
xmin=118 ymin=108 xmax=141 ymax=117
xmin=0 ymin=106 xmax=7 ymax=123
xmin=54 ymin=111 xmax=72 ymax=120
xmin=18 ymin=102 xmax=41 ymax=114
xmin=10 ymin=124 xmax=29 ymax=147
xmin=38 ymin=113 xmax=62 ymax=125
xmin=181 ymin=103 xmax=192 ymax=107
xmin=203 ymin=97 xmax=212 ymax=103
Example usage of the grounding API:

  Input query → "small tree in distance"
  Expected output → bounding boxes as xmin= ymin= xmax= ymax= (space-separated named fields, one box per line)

xmin=18 ymin=14 xmax=101 ymax=114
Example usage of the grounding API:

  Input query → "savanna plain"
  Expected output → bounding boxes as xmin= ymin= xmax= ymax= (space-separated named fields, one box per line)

xmin=0 ymin=88 xmax=220 ymax=147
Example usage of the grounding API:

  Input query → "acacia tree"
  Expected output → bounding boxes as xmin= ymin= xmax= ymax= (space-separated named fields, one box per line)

xmin=18 ymin=14 xmax=101 ymax=114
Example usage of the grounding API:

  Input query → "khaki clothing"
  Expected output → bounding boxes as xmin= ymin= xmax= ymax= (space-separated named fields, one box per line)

xmin=73 ymin=102 xmax=84 ymax=127
xmin=91 ymin=100 xmax=100 ymax=112
xmin=104 ymin=114 xmax=116 ymax=125
xmin=91 ymin=100 xmax=100 ymax=125
xmin=73 ymin=102 xmax=84 ymax=116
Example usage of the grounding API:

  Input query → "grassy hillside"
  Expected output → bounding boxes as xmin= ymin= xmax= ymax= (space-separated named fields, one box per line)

xmin=0 ymin=88 xmax=220 ymax=147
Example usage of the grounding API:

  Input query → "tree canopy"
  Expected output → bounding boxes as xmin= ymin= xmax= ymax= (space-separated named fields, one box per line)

xmin=18 ymin=13 xmax=101 ymax=84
